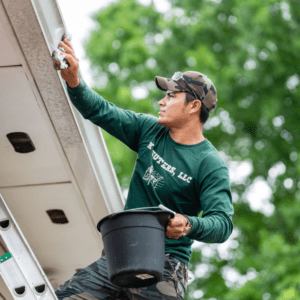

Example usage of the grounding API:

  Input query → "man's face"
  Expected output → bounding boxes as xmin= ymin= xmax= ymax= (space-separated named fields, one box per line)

xmin=158 ymin=90 xmax=190 ymax=128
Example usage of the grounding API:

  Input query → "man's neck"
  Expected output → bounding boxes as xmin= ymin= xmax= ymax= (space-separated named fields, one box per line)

xmin=169 ymin=122 xmax=205 ymax=145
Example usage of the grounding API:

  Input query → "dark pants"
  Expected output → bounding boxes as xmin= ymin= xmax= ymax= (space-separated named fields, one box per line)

xmin=55 ymin=250 xmax=189 ymax=300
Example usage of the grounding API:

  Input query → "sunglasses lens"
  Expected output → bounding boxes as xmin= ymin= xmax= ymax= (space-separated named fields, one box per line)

xmin=172 ymin=72 xmax=183 ymax=81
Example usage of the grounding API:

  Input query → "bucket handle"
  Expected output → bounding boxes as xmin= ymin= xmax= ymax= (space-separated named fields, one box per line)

xmin=124 ymin=206 xmax=176 ymax=217
xmin=124 ymin=206 xmax=176 ymax=227
xmin=108 ymin=206 xmax=176 ymax=219
xmin=107 ymin=207 xmax=160 ymax=219
xmin=123 ymin=207 xmax=161 ymax=212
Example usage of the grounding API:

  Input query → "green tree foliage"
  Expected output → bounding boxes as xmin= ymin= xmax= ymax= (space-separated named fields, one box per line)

xmin=82 ymin=0 xmax=300 ymax=298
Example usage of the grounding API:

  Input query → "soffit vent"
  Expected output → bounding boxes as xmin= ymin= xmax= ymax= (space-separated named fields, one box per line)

xmin=46 ymin=210 xmax=69 ymax=224
xmin=6 ymin=132 xmax=35 ymax=153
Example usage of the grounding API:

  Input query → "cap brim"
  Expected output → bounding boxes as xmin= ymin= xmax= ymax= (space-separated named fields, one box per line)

xmin=155 ymin=76 xmax=184 ymax=92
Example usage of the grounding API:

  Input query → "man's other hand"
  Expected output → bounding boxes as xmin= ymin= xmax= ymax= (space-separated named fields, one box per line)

xmin=56 ymin=38 xmax=80 ymax=88
xmin=166 ymin=214 xmax=191 ymax=239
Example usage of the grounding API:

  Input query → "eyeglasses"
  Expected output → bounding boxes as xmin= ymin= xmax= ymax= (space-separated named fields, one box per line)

xmin=172 ymin=72 xmax=200 ymax=101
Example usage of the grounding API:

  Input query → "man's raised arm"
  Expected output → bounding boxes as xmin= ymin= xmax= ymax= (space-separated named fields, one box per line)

xmin=55 ymin=38 xmax=153 ymax=152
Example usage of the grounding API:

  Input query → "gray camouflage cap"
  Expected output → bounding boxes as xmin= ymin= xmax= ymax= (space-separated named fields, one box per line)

xmin=155 ymin=71 xmax=217 ymax=112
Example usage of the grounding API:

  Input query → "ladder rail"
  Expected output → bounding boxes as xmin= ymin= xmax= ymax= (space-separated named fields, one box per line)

xmin=0 ymin=256 xmax=36 ymax=300
xmin=0 ymin=194 xmax=58 ymax=300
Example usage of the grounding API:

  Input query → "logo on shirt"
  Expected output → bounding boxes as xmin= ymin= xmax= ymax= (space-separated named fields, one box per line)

xmin=145 ymin=142 xmax=193 ymax=185
xmin=143 ymin=166 xmax=164 ymax=189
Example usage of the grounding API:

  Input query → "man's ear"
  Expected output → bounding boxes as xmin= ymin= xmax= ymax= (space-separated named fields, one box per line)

xmin=190 ymin=100 xmax=202 ymax=114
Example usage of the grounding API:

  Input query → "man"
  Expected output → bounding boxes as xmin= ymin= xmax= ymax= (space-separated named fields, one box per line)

xmin=55 ymin=38 xmax=234 ymax=300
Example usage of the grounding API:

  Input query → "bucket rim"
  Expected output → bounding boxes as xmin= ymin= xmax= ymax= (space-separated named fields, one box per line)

xmin=97 ymin=208 xmax=174 ymax=233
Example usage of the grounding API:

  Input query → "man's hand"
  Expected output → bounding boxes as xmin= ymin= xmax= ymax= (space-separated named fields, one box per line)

xmin=166 ymin=214 xmax=191 ymax=239
xmin=55 ymin=38 xmax=80 ymax=88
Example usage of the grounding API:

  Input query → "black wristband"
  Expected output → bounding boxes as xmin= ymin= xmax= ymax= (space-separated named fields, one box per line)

xmin=183 ymin=215 xmax=191 ymax=227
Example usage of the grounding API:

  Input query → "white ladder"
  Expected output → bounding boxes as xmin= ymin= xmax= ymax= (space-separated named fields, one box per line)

xmin=0 ymin=194 xmax=58 ymax=300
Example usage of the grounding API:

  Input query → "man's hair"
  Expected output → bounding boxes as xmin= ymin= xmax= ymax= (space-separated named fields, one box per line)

xmin=185 ymin=93 xmax=210 ymax=124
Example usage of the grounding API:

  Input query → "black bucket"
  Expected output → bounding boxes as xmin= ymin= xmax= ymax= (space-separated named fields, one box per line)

xmin=97 ymin=207 xmax=174 ymax=288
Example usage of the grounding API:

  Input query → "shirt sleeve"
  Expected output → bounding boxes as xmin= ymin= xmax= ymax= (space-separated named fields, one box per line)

xmin=186 ymin=166 xmax=234 ymax=243
xmin=66 ymin=78 xmax=153 ymax=152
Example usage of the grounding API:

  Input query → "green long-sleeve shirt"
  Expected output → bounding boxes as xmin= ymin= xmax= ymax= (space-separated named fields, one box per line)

xmin=66 ymin=78 xmax=234 ymax=267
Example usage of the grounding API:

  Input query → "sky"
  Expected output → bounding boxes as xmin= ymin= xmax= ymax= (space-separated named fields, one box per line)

xmin=56 ymin=0 xmax=170 ymax=87
xmin=56 ymin=0 xmax=116 ymax=87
